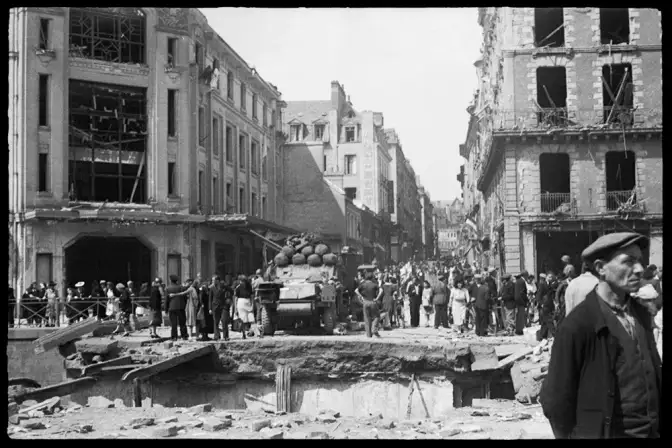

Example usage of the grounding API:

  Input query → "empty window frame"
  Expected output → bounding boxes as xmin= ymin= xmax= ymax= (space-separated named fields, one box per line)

xmin=38 ymin=154 xmax=48 ymax=192
xmin=212 ymin=116 xmax=220 ymax=156
xmin=600 ymin=8 xmax=630 ymax=45
xmin=167 ymin=37 xmax=177 ymax=66
xmin=251 ymin=192 xmax=257 ymax=216
xmin=212 ymin=58 xmax=220 ymax=90
xmin=167 ymin=162 xmax=176 ymax=196
xmin=262 ymin=146 xmax=268 ymax=181
xmin=240 ymin=83 xmax=247 ymax=111
xmin=345 ymin=187 xmax=357 ymax=200
xmin=534 ymin=8 xmax=565 ymax=48
xmin=227 ymin=71 xmax=234 ymax=99
xmin=225 ymin=125 xmax=233 ymax=162
xmin=198 ymin=170 xmax=204 ymax=207
xmin=198 ymin=107 xmax=205 ymax=146
xmin=67 ymin=80 xmax=148 ymax=203
xmin=38 ymin=74 xmax=49 ymax=127
xmin=539 ymin=153 xmax=571 ymax=213
xmin=252 ymin=94 xmax=258 ymax=119
xmin=345 ymin=126 xmax=356 ymax=142
xmin=195 ymin=42 xmax=204 ymax=73
xmin=239 ymin=187 xmax=245 ymax=214
xmin=536 ymin=67 xmax=568 ymax=126
xmin=314 ymin=124 xmax=325 ymax=140
xmin=602 ymin=64 xmax=634 ymax=124
xmin=213 ymin=176 xmax=218 ymax=213
xmin=323 ymin=155 xmax=327 ymax=172
xmin=167 ymin=89 xmax=177 ymax=137
xmin=69 ymin=8 xmax=146 ymax=64
xmin=605 ymin=150 xmax=636 ymax=211
xmin=263 ymin=103 xmax=268 ymax=127
xmin=345 ymin=155 xmax=357 ymax=175
xmin=226 ymin=182 xmax=233 ymax=211
xmin=290 ymin=124 xmax=301 ymax=142
xmin=39 ymin=18 xmax=50 ymax=50
xmin=251 ymin=141 xmax=259 ymax=175
xmin=239 ymin=134 xmax=246 ymax=170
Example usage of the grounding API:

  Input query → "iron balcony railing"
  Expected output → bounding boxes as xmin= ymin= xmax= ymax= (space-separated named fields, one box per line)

xmin=493 ymin=107 xmax=662 ymax=131
xmin=606 ymin=189 xmax=640 ymax=212
xmin=540 ymin=192 xmax=574 ymax=214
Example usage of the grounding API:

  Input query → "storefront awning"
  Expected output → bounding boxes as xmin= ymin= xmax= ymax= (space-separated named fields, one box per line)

xmin=206 ymin=214 xmax=300 ymax=239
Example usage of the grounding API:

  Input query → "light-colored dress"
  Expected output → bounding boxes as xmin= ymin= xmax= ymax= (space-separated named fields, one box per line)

xmin=185 ymin=286 xmax=199 ymax=327
xmin=236 ymin=298 xmax=255 ymax=324
xmin=654 ymin=307 xmax=662 ymax=361
xmin=451 ymin=287 xmax=469 ymax=327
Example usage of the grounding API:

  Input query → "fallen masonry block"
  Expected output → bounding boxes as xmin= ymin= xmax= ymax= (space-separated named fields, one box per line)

xmin=439 ymin=428 xmax=462 ymax=438
xmin=20 ymin=420 xmax=46 ymax=430
xmin=202 ymin=418 xmax=232 ymax=431
xmin=121 ymin=345 xmax=215 ymax=382
xmin=188 ymin=403 xmax=212 ymax=414
xmin=460 ymin=424 xmax=483 ymax=433
xmin=34 ymin=318 xmax=102 ymax=354
xmin=260 ymin=427 xmax=285 ymax=439
xmin=8 ymin=402 xmax=19 ymax=416
xmin=471 ymin=398 xmax=517 ymax=410
xmin=153 ymin=425 xmax=179 ymax=438
xmin=14 ymin=378 xmax=96 ymax=404
xmin=81 ymin=355 xmax=133 ymax=376
xmin=316 ymin=414 xmax=337 ymax=423
xmin=214 ymin=411 xmax=233 ymax=420
xmin=75 ymin=339 xmax=119 ymax=355
xmin=471 ymin=410 xmax=490 ymax=417
xmin=157 ymin=416 xmax=179 ymax=425
xmin=128 ymin=417 xmax=155 ymax=429
xmin=73 ymin=424 xmax=94 ymax=434
xmin=271 ymin=419 xmax=292 ymax=428
xmin=18 ymin=396 xmax=60 ymax=414
xmin=88 ymin=395 xmax=115 ymax=408
xmin=9 ymin=414 xmax=29 ymax=425
xmin=308 ymin=431 xmax=330 ymax=439
xmin=251 ymin=418 xmax=272 ymax=431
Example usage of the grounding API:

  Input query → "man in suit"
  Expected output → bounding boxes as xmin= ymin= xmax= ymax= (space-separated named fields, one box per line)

xmin=514 ymin=272 xmax=529 ymax=336
xmin=472 ymin=274 xmax=491 ymax=336
xmin=164 ymin=274 xmax=188 ymax=341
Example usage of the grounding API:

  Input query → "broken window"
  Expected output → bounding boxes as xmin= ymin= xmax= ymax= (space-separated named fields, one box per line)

xmin=539 ymin=153 xmax=571 ymax=213
xmin=602 ymin=64 xmax=634 ymax=124
xmin=252 ymin=94 xmax=258 ymax=119
xmin=240 ymin=83 xmax=247 ymax=111
xmin=239 ymin=134 xmax=246 ymax=169
xmin=194 ymin=42 xmax=204 ymax=73
xmin=38 ymin=74 xmax=49 ymax=127
xmin=600 ymin=8 xmax=630 ymax=45
xmin=262 ymin=148 xmax=267 ymax=181
xmin=198 ymin=107 xmax=205 ymax=147
xmin=534 ymin=8 xmax=565 ymax=48
xmin=251 ymin=141 xmax=258 ymax=175
xmin=167 ymin=38 xmax=177 ymax=66
xmin=226 ymin=125 xmax=233 ymax=162
xmin=69 ymin=8 xmax=146 ymax=64
xmin=251 ymin=192 xmax=257 ymax=216
xmin=213 ymin=177 xmax=218 ymax=213
xmin=168 ymin=162 xmax=176 ymax=196
xmin=213 ymin=116 xmax=219 ymax=156
xmin=38 ymin=154 xmax=48 ymax=192
xmin=290 ymin=124 xmax=301 ymax=142
xmin=314 ymin=124 xmax=325 ymax=140
xmin=345 ymin=155 xmax=357 ymax=175
xmin=167 ymin=89 xmax=177 ymax=137
xmin=345 ymin=126 xmax=356 ymax=142
xmin=212 ymin=58 xmax=220 ymax=90
xmin=198 ymin=170 xmax=203 ymax=207
xmin=239 ymin=187 xmax=245 ymax=214
xmin=536 ymin=67 xmax=568 ymax=127
xmin=262 ymin=196 xmax=267 ymax=219
xmin=68 ymin=80 xmax=147 ymax=203
xmin=263 ymin=103 xmax=268 ymax=127
xmin=226 ymin=182 xmax=232 ymax=210
xmin=605 ymin=150 xmax=636 ymax=211
xmin=39 ymin=18 xmax=50 ymax=50
xmin=323 ymin=155 xmax=327 ymax=172
xmin=227 ymin=71 xmax=234 ymax=100
xmin=345 ymin=188 xmax=357 ymax=200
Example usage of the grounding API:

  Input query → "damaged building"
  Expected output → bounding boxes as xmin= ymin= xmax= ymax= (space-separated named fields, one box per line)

xmin=459 ymin=8 xmax=662 ymax=275
xmin=9 ymin=7 xmax=296 ymax=295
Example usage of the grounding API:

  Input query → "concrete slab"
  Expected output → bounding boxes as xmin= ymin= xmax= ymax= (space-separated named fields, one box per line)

xmin=74 ymin=339 xmax=119 ymax=355
xmin=8 ymin=328 xmax=58 ymax=341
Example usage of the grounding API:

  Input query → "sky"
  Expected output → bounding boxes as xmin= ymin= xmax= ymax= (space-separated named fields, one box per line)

xmin=202 ymin=8 xmax=482 ymax=202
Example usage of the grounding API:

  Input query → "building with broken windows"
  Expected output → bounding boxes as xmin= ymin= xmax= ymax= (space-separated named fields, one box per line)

xmin=459 ymin=8 xmax=662 ymax=276
xmin=417 ymin=181 xmax=435 ymax=261
xmin=9 ymin=7 xmax=295 ymax=295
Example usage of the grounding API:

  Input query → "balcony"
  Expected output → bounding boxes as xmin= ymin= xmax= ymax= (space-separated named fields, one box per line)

xmin=493 ymin=107 xmax=662 ymax=132
xmin=606 ymin=189 xmax=643 ymax=214
xmin=540 ymin=192 xmax=575 ymax=215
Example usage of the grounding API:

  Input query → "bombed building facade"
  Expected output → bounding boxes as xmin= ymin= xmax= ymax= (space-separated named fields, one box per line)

xmin=460 ymin=8 xmax=662 ymax=275
xmin=9 ymin=7 xmax=294 ymax=294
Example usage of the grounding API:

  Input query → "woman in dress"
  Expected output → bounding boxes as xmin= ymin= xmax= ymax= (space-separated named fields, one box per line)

xmin=450 ymin=278 xmax=469 ymax=334
xmin=45 ymin=281 xmax=58 ymax=327
xmin=112 ymin=283 xmax=133 ymax=336
xmin=184 ymin=278 xmax=199 ymax=340
xmin=148 ymin=278 xmax=163 ymax=339
xmin=234 ymin=275 xmax=255 ymax=339
xmin=422 ymin=279 xmax=433 ymax=327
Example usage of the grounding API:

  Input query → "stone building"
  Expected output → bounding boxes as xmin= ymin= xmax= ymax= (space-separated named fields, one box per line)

xmin=417 ymin=182 xmax=435 ymax=261
xmin=281 ymin=81 xmax=393 ymax=264
xmin=460 ymin=8 xmax=662 ymax=275
xmin=9 ymin=7 xmax=295 ymax=295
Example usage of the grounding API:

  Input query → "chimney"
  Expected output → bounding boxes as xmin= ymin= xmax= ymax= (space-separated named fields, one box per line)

xmin=331 ymin=81 xmax=341 ymax=109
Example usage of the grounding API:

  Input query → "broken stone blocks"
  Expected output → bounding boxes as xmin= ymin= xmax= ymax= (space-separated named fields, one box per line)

xmin=188 ymin=403 xmax=212 ymax=414
xmin=202 ymin=418 xmax=232 ymax=432
xmin=153 ymin=424 xmax=179 ymax=438
xmin=75 ymin=339 xmax=119 ymax=355
xmin=250 ymin=418 xmax=272 ymax=431
xmin=88 ymin=396 xmax=115 ymax=408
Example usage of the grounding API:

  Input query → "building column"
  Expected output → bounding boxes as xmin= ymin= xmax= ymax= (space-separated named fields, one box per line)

xmin=521 ymin=226 xmax=535 ymax=275
xmin=649 ymin=228 xmax=662 ymax=268
xmin=504 ymin=147 xmax=521 ymax=274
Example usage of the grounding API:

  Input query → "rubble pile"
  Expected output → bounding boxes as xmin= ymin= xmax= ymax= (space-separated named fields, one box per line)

xmin=509 ymin=339 xmax=552 ymax=404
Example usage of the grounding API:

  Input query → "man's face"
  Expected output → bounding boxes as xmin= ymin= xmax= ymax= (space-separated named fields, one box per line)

xmin=596 ymin=245 xmax=645 ymax=294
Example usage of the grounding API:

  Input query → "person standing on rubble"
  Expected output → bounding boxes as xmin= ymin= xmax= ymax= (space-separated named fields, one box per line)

xmin=501 ymin=274 xmax=516 ymax=335
xmin=234 ymin=275 xmax=255 ymax=339
xmin=355 ymin=272 xmax=383 ymax=338
xmin=407 ymin=275 xmax=423 ymax=328
xmin=564 ymin=261 xmax=600 ymax=317
xmin=164 ymin=274 xmax=189 ymax=342
xmin=147 ymin=278 xmax=163 ymax=339
xmin=472 ymin=274 xmax=491 ymax=337
xmin=541 ymin=232 xmax=661 ymax=439
xmin=209 ymin=275 xmax=230 ymax=341
xmin=432 ymin=275 xmax=450 ymax=330
xmin=112 ymin=283 xmax=133 ymax=337
xmin=513 ymin=272 xmax=528 ymax=336
xmin=536 ymin=273 xmax=556 ymax=341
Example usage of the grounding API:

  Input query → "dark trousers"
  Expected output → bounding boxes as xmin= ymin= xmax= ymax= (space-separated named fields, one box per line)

xmin=537 ymin=314 xmax=555 ymax=341
xmin=409 ymin=296 xmax=422 ymax=327
xmin=169 ymin=309 xmax=188 ymax=340
xmin=434 ymin=304 xmax=449 ymax=328
xmin=474 ymin=307 xmax=489 ymax=336
xmin=213 ymin=306 xmax=230 ymax=340
xmin=362 ymin=299 xmax=380 ymax=338
xmin=515 ymin=305 xmax=526 ymax=335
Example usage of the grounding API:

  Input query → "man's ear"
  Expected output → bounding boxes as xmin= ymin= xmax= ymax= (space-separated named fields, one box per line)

xmin=593 ymin=259 xmax=605 ymax=278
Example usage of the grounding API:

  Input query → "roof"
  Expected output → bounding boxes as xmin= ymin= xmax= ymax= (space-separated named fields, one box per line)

xmin=284 ymin=101 xmax=332 ymax=125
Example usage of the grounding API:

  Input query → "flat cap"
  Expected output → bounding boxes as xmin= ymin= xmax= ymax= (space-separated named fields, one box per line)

xmin=581 ymin=232 xmax=649 ymax=262
xmin=502 ymin=273 xmax=511 ymax=280
xmin=116 ymin=283 xmax=125 ymax=290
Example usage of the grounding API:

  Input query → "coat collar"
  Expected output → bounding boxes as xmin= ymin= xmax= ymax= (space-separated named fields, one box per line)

xmin=585 ymin=287 xmax=650 ymax=335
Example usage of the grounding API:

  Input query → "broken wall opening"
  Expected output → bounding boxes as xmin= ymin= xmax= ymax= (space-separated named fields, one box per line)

xmin=600 ymin=8 xmax=630 ymax=45
xmin=536 ymin=67 xmax=567 ymax=126
xmin=602 ymin=64 xmax=634 ymax=124
xmin=536 ymin=231 xmax=600 ymax=276
xmin=68 ymin=80 xmax=147 ymax=203
xmin=69 ymin=8 xmax=146 ymax=64
xmin=605 ymin=150 xmax=636 ymax=210
xmin=539 ymin=153 xmax=570 ymax=213
xmin=534 ymin=8 xmax=565 ymax=48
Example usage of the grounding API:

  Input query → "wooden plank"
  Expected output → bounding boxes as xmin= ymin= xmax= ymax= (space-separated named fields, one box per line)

xmin=121 ymin=345 xmax=215 ymax=382
xmin=100 ymin=365 xmax=139 ymax=373
xmin=81 ymin=355 xmax=133 ymax=376
xmin=133 ymin=379 xmax=142 ymax=408
xmin=13 ymin=377 xmax=97 ymax=403
xmin=497 ymin=345 xmax=537 ymax=370
xmin=34 ymin=318 xmax=102 ymax=354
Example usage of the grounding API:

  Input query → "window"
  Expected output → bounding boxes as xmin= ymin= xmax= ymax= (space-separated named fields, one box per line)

xmin=198 ymin=107 xmax=205 ymax=146
xmin=605 ymin=150 xmax=636 ymax=211
xmin=536 ymin=67 xmax=568 ymax=126
xmin=195 ymin=42 xmax=204 ymax=73
xmin=262 ymin=146 xmax=267 ymax=181
xmin=251 ymin=141 xmax=258 ymax=175
xmin=227 ymin=71 xmax=234 ymax=99
xmin=167 ymin=89 xmax=177 ymax=137
xmin=252 ymin=94 xmax=258 ymax=119
xmin=262 ymin=103 xmax=268 ymax=127
xmin=600 ymin=8 xmax=630 ymax=45
xmin=534 ymin=8 xmax=565 ymax=47
xmin=38 ymin=74 xmax=49 ymax=127
xmin=602 ymin=64 xmax=633 ymax=124
xmin=69 ymin=8 xmax=146 ymax=64
xmin=36 ymin=253 xmax=53 ymax=285
xmin=314 ymin=124 xmax=325 ymax=140
xmin=226 ymin=125 xmax=233 ymax=162
xmin=167 ymin=37 xmax=177 ymax=66
xmin=290 ymin=124 xmax=301 ymax=142
xmin=345 ymin=126 xmax=356 ymax=142
xmin=226 ymin=182 xmax=232 ymax=211
xmin=198 ymin=170 xmax=204 ymax=207
xmin=345 ymin=188 xmax=357 ymax=200
xmin=240 ymin=83 xmax=246 ymax=111
xmin=251 ymin=192 xmax=257 ymax=216
xmin=168 ymin=162 xmax=176 ymax=196
xmin=213 ymin=176 xmax=218 ymax=213
xmin=167 ymin=254 xmax=181 ymax=280
xmin=212 ymin=58 xmax=220 ymax=90
xmin=539 ymin=153 xmax=571 ymax=213
xmin=262 ymin=196 xmax=267 ymax=219
xmin=212 ymin=117 xmax=219 ymax=156
xmin=345 ymin=155 xmax=357 ymax=175
xmin=272 ymin=110 xmax=276 ymax=128
xmin=323 ymin=155 xmax=327 ymax=172
xmin=239 ymin=187 xmax=245 ymax=214
xmin=39 ymin=18 xmax=50 ymax=50
xmin=38 ymin=154 xmax=48 ymax=192
xmin=239 ymin=134 xmax=246 ymax=169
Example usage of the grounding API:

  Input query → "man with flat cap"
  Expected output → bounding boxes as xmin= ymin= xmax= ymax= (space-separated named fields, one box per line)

xmin=501 ymin=273 xmax=516 ymax=336
xmin=513 ymin=272 xmax=529 ymax=336
xmin=541 ymin=232 xmax=661 ymax=439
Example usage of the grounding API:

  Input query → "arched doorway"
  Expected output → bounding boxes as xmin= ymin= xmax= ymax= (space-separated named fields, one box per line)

xmin=65 ymin=236 xmax=152 ymax=290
